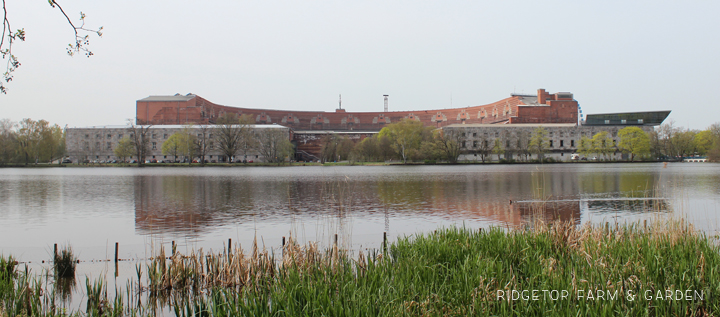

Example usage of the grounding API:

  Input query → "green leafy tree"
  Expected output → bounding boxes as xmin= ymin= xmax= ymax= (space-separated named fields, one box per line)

xmin=433 ymin=129 xmax=463 ymax=164
xmin=177 ymin=127 xmax=197 ymax=164
xmin=352 ymin=137 xmax=378 ymax=162
xmin=709 ymin=123 xmax=720 ymax=139
xmin=516 ymin=131 xmax=531 ymax=162
xmin=378 ymin=119 xmax=426 ymax=163
xmin=492 ymin=138 xmax=504 ymax=161
xmin=408 ymin=128 xmax=436 ymax=162
xmin=320 ymin=135 xmax=355 ymax=163
xmin=672 ymin=129 xmax=697 ymax=158
xmin=16 ymin=118 xmax=41 ymax=165
xmin=591 ymin=131 xmax=614 ymax=160
xmin=113 ymin=136 xmax=134 ymax=163
xmin=528 ymin=127 xmax=550 ymax=160
xmin=693 ymin=130 xmax=716 ymax=156
xmin=617 ymin=127 xmax=651 ymax=161
xmin=11 ymin=118 xmax=65 ymax=164
xmin=353 ymin=135 xmax=396 ymax=162
xmin=352 ymin=137 xmax=370 ymax=162
xmin=160 ymin=134 xmax=181 ymax=162
xmin=256 ymin=128 xmax=293 ymax=164
xmin=702 ymin=123 xmax=720 ymax=162
xmin=0 ymin=119 xmax=17 ymax=165
xmin=38 ymin=123 xmax=65 ymax=163
xmin=708 ymin=144 xmax=720 ymax=162
xmin=578 ymin=136 xmax=593 ymax=158
xmin=416 ymin=140 xmax=441 ymax=162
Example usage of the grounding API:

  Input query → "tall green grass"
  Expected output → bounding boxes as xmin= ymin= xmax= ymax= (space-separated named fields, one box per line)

xmin=173 ymin=219 xmax=720 ymax=316
xmin=2 ymin=219 xmax=719 ymax=316
xmin=0 ymin=257 xmax=46 ymax=317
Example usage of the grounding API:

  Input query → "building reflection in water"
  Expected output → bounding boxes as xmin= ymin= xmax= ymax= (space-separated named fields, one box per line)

xmin=132 ymin=168 xmax=672 ymax=237
xmin=584 ymin=198 xmax=671 ymax=214
xmin=512 ymin=201 xmax=582 ymax=225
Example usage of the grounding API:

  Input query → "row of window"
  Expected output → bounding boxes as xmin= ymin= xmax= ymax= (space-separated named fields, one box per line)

xmin=84 ymin=133 xmax=215 ymax=140
xmin=460 ymin=139 xmax=601 ymax=149
xmin=459 ymin=130 xmax=621 ymax=138
xmin=87 ymin=155 xmax=261 ymax=160
xmin=85 ymin=140 xmax=217 ymax=151
xmin=603 ymin=119 xmax=643 ymax=124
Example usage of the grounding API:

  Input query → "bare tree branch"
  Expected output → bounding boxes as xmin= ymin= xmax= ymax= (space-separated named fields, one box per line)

xmin=48 ymin=0 xmax=103 ymax=57
xmin=0 ymin=0 xmax=102 ymax=93
xmin=1 ymin=0 xmax=24 ymax=94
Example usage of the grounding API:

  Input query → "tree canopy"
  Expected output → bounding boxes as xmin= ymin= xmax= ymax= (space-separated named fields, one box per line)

xmin=433 ymin=129 xmax=463 ymax=164
xmin=160 ymin=134 xmax=181 ymax=162
xmin=528 ymin=127 xmax=550 ymax=160
xmin=319 ymin=135 xmax=354 ymax=163
xmin=693 ymin=130 xmax=716 ymax=156
xmin=114 ymin=136 xmax=134 ymax=162
xmin=617 ymin=127 xmax=650 ymax=161
xmin=255 ymin=128 xmax=293 ymax=164
xmin=578 ymin=136 xmax=593 ymax=157
xmin=0 ymin=118 xmax=65 ymax=165
xmin=378 ymin=119 xmax=432 ymax=163
xmin=215 ymin=113 xmax=254 ymax=162
xmin=591 ymin=131 xmax=614 ymax=160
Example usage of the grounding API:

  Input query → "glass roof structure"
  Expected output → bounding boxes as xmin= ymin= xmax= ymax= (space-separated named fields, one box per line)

xmin=583 ymin=111 xmax=671 ymax=126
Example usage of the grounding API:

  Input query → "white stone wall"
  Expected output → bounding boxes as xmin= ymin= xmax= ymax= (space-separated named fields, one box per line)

xmin=65 ymin=125 xmax=290 ymax=163
xmin=445 ymin=124 xmax=654 ymax=162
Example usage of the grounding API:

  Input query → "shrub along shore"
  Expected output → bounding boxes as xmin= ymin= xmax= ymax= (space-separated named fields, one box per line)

xmin=1 ymin=219 xmax=718 ymax=316
xmin=0 ymin=158 xmax=683 ymax=168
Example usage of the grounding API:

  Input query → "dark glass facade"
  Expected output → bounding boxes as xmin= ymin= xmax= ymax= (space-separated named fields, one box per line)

xmin=584 ymin=111 xmax=670 ymax=126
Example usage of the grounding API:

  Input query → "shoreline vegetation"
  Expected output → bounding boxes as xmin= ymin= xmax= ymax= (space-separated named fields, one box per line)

xmin=2 ymin=118 xmax=720 ymax=167
xmin=2 ymin=218 xmax=719 ymax=316
xmin=0 ymin=159 xmax=698 ymax=168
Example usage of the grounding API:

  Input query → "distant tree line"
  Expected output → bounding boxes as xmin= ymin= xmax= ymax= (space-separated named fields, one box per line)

xmin=323 ymin=119 xmax=720 ymax=163
xmin=5 ymin=116 xmax=719 ymax=166
xmin=648 ymin=121 xmax=720 ymax=161
xmin=0 ymin=118 xmax=65 ymax=165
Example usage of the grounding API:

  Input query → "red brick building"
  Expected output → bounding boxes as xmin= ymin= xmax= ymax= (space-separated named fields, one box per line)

xmin=136 ymin=88 xmax=579 ymax=130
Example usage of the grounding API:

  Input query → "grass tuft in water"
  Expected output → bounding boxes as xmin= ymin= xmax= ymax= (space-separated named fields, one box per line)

xmin=53 ymin=244 xmax=77 ymax=279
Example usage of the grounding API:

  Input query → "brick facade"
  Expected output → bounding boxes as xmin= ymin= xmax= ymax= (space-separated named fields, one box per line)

xmin=136 ymin=89 xmax=579 ymax=130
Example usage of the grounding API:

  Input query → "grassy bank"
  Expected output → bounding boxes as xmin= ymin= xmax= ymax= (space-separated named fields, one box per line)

xmin=2 ymin=219 xmax=719 ymax=316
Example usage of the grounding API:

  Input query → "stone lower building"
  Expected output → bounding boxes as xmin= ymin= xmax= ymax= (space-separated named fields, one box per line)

xmin=444 ymin=123 xmax=655 ymax=162
xmin=65 ymin=125 xmax=291 ymax=163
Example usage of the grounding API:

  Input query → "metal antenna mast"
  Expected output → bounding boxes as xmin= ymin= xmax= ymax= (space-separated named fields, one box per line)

xmin=383 ymin=95 xmax=389 ymax=112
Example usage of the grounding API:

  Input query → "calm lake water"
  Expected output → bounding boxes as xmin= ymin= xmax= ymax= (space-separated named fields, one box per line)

xmin=1 ymin=163 xmax=720 ymax=264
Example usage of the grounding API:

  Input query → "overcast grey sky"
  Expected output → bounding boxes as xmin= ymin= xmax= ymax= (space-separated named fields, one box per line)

xmin=2 ymin=0 xmax=718 ymax=129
